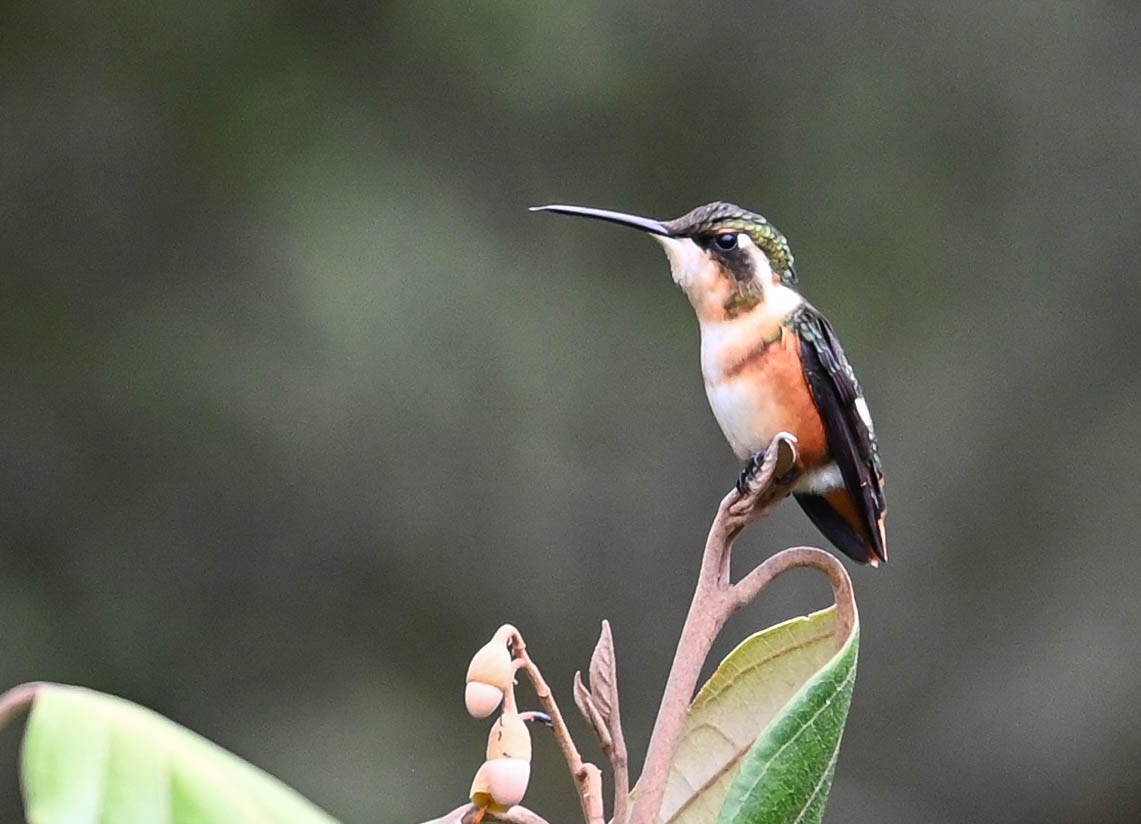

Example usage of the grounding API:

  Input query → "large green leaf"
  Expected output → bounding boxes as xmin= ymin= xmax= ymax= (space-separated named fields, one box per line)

xmin=20 ymin=683 xmax=340 ymax=824
xmin=660 ymin=605 xmax=858 ymax=824
xmin=716 ymin=610 xmax=858 ymax=824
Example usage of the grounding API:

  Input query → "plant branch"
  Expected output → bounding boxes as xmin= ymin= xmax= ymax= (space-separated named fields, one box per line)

xmin=0 ymin=682 xmax=42 ymax=733
xmin=509 ymin=629 xmax=605 ymax=824
xmin=630 ymin=433 xmax=855 ymax=824
xmin=732 ymin=547 xmax=855 ymax=649
xmin=574 ymin=621 xmax=630 ymax=822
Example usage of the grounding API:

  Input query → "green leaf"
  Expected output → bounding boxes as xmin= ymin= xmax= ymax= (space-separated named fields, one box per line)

xmin=716 ymin=609 xmax=858 ymax=824
xmin=21 ymin=683 xmax=341 ymax=824
xmin=660 ymin=605 xmax=858 ymax=824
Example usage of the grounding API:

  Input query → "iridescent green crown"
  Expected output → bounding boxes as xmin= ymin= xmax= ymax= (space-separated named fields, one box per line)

xmin=663 ymin=201 xmax=796 ymax=284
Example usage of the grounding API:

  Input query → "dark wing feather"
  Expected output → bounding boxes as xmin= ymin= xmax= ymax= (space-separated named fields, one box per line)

xmin=792 ymin=305 xmax=887 ymax=563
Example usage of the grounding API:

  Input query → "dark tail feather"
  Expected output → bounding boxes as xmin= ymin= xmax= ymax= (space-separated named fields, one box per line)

xmin=794 ymin=492 xmax=884 ymax=566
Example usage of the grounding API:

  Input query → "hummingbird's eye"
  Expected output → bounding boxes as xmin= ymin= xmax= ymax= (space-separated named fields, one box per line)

xmin=714 ymin=233 xmax=739 ymax=251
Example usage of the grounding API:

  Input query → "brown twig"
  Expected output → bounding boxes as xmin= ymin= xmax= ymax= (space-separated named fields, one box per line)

xmin=630 ymin=433 xmax=854 ymax=824
xmin=0 ymin=682 xmax=43 ymax=732
xmin=574 ymin=621 xmax=630 ymax=822
xmin=509 ymin=629 xmax=605 ymax=824
xmin=733 ymin=547 xmax=855 ymax=649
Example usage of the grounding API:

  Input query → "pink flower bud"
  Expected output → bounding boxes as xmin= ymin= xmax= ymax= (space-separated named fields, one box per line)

xmin=469 ymin=757 xmax=531 ymax=810
xmin=464 ymin=681 xmax=504 ymax=719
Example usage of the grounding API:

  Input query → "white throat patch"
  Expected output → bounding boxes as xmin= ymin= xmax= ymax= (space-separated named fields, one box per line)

xmin=653 ymin=235 xmax=705 ymax=290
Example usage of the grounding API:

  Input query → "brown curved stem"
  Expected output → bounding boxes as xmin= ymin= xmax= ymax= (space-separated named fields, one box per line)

xmin=629 ymin=434 xmax=855 ymax=824
xmin=732 ymin=547 xmax=855 ymax=649
xmin=509 ymin=629 xmax=605 ymax=824
xmin=0 ymin=682 xmax=44 ymax=732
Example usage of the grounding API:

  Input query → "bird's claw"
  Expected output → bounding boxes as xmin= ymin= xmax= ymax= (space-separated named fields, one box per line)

xmin=731 ymin=434 xmax=800 ymax=521
xmin=736 ymin=452 xmax=765 ymax=496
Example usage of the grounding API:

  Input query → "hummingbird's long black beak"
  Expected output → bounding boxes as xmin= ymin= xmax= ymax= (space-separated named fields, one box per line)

xmin=530 ymin=204 xmax=671 ymax=237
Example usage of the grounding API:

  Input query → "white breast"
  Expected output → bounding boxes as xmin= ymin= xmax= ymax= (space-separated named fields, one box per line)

xmin=704 ymin=377 xmax=783 ymax=460
xmin=698 ymin=283 xmax=804 ymax=460
xmin=698 ymin=283 xmax=802 ymax=379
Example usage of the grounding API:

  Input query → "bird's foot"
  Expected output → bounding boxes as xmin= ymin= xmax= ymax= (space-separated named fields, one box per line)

xmin=729 ymin=434 xmax=801 ymax=524
xmin=737 ymin=435 xmax=799 ymax=494
xmin=736 ymin=452 xmax=765 ymax=496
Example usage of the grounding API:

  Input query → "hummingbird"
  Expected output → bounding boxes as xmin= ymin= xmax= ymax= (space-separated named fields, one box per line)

xmin=532 ymin=201 xmax=887 ymax=565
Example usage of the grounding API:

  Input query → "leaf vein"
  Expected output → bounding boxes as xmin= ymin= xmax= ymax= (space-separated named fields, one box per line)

xmin=734 ymin=656 xmax=856 ymax=805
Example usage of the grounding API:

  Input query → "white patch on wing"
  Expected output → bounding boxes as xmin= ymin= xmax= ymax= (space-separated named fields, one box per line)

xmin=855 ymin=395 xmax=873 ymax=429
xmin=794 ymin=462 xmax=844 ymax=494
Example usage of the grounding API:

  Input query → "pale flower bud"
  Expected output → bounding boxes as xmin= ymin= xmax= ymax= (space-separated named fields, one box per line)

xmin=469 ymin=757 xmax=531 ymax=811
xmin=486 ymin=710 xmax=532 ymax=761
xmin=464 ymin=681 xmax=504 ymax=719
xmin=464 ymin=625 xmax=516 ymax=717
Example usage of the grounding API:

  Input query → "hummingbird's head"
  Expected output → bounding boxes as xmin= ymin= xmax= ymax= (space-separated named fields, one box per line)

xmin=532 ymin=201 xmax=798 ymax=323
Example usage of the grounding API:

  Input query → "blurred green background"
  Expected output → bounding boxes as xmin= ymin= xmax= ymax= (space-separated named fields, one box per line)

xmin=2 ymin=2 xmax=1139 ymax=822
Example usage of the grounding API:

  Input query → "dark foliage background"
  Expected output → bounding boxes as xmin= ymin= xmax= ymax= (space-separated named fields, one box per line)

xmin=2 ymin=3 xmax=1139 ymax=822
